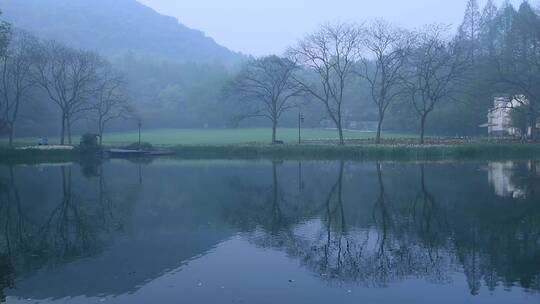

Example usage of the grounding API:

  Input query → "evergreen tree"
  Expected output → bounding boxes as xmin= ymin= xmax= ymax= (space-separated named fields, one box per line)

xmin=458 ymin=0 xmax=481 ymax=62
xmin=0 ymin=11 xmax=10 ymax=57
xmin=0 ymin=11 xmax=11 ymax=135
xmin=479 ymin=0 xmax=498 ymax=57
xmin=446 ymin=0 xmax=496 ymax=137
xmin=494 ymin=0 xmax=517 ymax=51
xmin=496 ymin=2 xmax=540 ymax=139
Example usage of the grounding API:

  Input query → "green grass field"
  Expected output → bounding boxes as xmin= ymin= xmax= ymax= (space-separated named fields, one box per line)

xmin=3 ymin=128 xmax=540 ymax=163
xmin=3 ymin=128 xmax=406 ymax=147
xmin=103 ymin=128 xmax=395 ymax=146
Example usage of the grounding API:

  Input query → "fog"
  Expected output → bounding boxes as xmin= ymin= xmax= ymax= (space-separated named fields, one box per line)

xmin=2 ymin=0 xmax=540 ymax=144
xmin=136 ymin=0 xmax=526 ymax=55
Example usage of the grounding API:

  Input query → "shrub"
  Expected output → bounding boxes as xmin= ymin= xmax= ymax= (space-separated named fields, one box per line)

xmin=79 ymin=133 xmax=101 ymax=154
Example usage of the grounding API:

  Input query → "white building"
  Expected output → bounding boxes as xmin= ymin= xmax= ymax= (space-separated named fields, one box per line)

xmin=480 ymin=96 xmax=524 ymax=137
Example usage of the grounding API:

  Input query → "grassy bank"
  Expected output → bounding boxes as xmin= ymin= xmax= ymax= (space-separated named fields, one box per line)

xmin=2 ymin=143 xmax=540 ymax=164
xmin=0 ymin=147 xmax=77 ymax=164
xmin=171 ymin=143 xmax=540 ymax=161
xmin=2 ymin=128 xmax=406 ymax=146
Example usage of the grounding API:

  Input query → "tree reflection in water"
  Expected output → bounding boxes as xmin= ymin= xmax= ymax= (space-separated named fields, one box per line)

xmin=225 ymin=161 xmax=540 ymax=294
xmin=0 ymin=160 xmax=538 ymax=300
xmin=0 ymin=163 xmax=127 ymax=298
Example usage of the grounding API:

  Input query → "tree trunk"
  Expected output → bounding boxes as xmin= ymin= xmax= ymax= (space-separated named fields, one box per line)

xmin=337 ymin=116 xmax=345 ymax=146
xmin=9 ymin=97 xmax=21 ymax=147
xmin=98 ymin=120 xmax=104 ymax=146
xmin=60 ymin=114 xmax=66 ymax=145
xmin=8 ymin=123 xmax=14 ymax=147
xmin=420 ymin=115 xmax=427 ymax=145
xmin=272 ymin=119 xmax=277 ymax=144
xmin=67 ymin=118 xmax=72 ymax=145
xmin=99 ymin=119 xmax=104 ymax=146
xmin=338 ymin=124 xmax=344 ymax=145
xmin=376 ymin=118 xmax=383 ymax=144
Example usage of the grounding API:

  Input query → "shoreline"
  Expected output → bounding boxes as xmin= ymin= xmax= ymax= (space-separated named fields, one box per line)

xmin=170 ymin=143 xmax=540 ymax=161
xmin=2 ymin=143 xmax=540 ymax=164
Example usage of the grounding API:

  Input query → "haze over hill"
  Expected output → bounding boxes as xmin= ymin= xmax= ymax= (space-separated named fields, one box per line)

xmin=1 ymin=0 xmax=243 ymax=64
xmin=1 ymin=0 xmax=539 ymax=143
xmin=137 ymin=0 xmax=527 ymax=55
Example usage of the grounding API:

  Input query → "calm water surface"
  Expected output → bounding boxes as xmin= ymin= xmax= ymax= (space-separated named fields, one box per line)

xmin=0 ymin=159 xmax=539 ymax=303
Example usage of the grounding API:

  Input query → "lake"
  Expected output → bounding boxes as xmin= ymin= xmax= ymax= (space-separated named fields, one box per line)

xmin=0 ymin=159 xmax=539 ymax=303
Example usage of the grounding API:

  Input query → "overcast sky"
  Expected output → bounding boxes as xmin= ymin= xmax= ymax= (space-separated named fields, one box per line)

xmin=137 ymin=0 xmax=527 ymax=56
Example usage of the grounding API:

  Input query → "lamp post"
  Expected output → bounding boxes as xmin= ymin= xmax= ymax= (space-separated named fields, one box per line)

xmin=298 ymin=112 xmax=305 ymax=144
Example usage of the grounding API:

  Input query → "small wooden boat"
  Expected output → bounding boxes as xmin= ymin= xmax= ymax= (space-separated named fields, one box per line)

xmin=107 ymin=149 xmax=176 ymax=158
xmin=107 ymin=149 xmax=149 ymax=158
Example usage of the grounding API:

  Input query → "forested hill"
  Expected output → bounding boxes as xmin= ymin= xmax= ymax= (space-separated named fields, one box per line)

xmin=1 ymin=0 xmax=243 ymax=64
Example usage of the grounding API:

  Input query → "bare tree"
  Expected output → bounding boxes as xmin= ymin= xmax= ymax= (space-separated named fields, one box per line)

xmin=227 ymin=55 xmax=300 ymax=143
xmin=359 ymin=20 xmax=413 ymax=144
xmin=405 ymin=25 xmax=469 ymax=144
xmin=34 ymin=41 xmax=103 ymax=145
xmin=289 ymin=22 xmax=363 ymax=145
xmin=0 ymin=31 xmax=39 ymax=146
xmin=91 ymin=66 xmax=132 ymax=145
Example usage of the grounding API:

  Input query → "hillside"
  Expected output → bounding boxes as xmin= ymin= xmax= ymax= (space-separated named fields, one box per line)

xmin=1 ymin=0 xmax=243 ymax=64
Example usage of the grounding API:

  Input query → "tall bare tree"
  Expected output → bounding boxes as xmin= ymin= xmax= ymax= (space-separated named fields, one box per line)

xmin=34 ymin=41 xmax=102 ymax=145
xmin=227 ymin=55 xmax=300 ymax=143
xmin=290 ymin=22 xmax=363 ymax=145
xmin=359 ymin=20 xmax=413 ymax=144
xmin=91 ymin=66 xmax=132 ymax=145
xmin=405 ymin=25 xmax=469 ymax=144
xmin=0 ymin=31 xmax=39 ymax=146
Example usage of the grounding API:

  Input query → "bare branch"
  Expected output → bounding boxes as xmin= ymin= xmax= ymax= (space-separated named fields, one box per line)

xmin=289 ymin=22 xmax=364 ymax=145
xmin=226 ymin=55 xmax=302 ymax=142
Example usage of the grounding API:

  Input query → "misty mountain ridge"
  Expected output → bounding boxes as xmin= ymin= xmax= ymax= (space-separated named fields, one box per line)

xmin=1 ymin=0 xmax=243 ymax=64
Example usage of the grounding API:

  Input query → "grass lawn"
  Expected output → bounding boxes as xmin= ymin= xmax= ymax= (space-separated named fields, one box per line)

xmin=3 ymin=128 xmax=540 ymax=163
xmin=2 ymin=128 xmax=407 ymax=147
xmin=105 ymin=128 xmax=410 ymax=145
